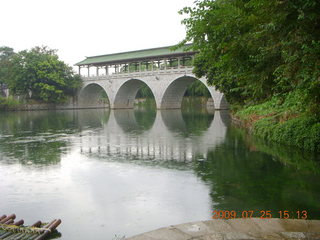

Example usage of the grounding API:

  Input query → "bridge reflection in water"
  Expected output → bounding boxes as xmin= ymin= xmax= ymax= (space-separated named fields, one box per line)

xmin=77 ymin=109 xmax=229 ymax=164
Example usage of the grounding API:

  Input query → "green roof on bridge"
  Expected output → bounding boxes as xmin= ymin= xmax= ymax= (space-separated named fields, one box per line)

xmin=76 ymin=44 xmax=194 ymax=66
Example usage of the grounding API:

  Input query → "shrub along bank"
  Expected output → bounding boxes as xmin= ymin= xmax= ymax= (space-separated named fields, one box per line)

xmin=233 ymin=93 xmax=320 ymax=152
xmin=0 ymin=97 xmax=20 ymax=111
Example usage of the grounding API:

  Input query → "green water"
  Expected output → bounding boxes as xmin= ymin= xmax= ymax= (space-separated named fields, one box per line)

xmin=0 ymin=108 xmax=319 ymax=239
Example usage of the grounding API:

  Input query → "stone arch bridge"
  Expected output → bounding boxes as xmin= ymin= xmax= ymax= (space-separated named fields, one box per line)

xmin=76 ymin=45 xmax=229 ymax=110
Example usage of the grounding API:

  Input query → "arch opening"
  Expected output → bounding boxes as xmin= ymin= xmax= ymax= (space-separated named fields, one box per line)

xmin=183 ymin=80 xmax=213 ymax=112
xmin=78 ymin=83 xmax=109 ymax=109
xmin=113 ymin=79 xmax=156 ymax=109
xmin=160 ymin=76 xmax=214 ymax=111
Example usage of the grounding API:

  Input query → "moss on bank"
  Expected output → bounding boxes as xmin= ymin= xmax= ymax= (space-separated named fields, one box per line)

xmin=234 ymin=94 xmax=320 ymax=152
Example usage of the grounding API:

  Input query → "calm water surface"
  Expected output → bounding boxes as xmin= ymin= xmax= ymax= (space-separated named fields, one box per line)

xmin=0 ymin=108 xmax=319 ymax=239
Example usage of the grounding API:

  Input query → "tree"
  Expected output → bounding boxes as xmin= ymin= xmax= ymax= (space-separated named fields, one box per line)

xmin=0 ymin=46 xmax=15 ymax=86
xmin=179 ymin=0 xmax=320 ymax=113
xmin=0 ymin=46 xmax=14 ymax=61
xmin=9 ymin=46 xmax=82 ymax=103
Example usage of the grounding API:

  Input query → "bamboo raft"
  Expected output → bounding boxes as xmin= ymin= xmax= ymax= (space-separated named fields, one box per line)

xmin=0 ymin=214 xmax=61 ymax=240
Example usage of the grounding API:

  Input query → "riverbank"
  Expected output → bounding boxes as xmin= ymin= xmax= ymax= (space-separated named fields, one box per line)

xmin=125 ymin=218 xmax=320 ymax=240
xmin=0 ymin=96 xmax=109 ymax=111
xmin=231 ymin=96 xmax=320 ymax=153
xmin=0 ymin=102 xmax=104 ymax=111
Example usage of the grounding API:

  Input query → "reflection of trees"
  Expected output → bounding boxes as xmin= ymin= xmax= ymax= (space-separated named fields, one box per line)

xmin=0 ymin=140 xmax=66 ymax=165
xmin=134 ymin=108 xmax=156 ymax=131
xmin=193 ymin=126 xmax=320 ymax=219
xmin=0 ymin=111 xmax=80 ymax=165
xmin=243 ymin=130 xmax=320 ymax=174
xmin=0 ymin=111 xmax=75 ymax=134
xmin=181 ymin=110 xmax=214 ymax=137
xmin=162 ymin=109 xmax=214 ymax=137
xmin=114 ymin=109 xmax=156 ymax=134
xmin=76 ymin=109 xmax=110 ymax=129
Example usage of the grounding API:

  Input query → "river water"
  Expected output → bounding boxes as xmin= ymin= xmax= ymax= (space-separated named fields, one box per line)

xmin=0 ymin=108 xmax=319 ymax=239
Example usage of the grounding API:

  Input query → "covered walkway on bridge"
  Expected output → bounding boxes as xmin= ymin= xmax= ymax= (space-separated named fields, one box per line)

xmin=76 ymin=44 xmax=196 ymax=77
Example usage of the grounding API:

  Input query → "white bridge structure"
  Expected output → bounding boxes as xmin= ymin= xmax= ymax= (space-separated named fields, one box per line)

xmin=76 ymin=45 xmax=229 ymax=110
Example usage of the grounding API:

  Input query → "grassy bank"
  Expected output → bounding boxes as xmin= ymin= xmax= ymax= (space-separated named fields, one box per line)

xmin=0 ymin=96 xmax=79 ymax=111
xmin=233 ymin=93 xmax=320 ymax=152
xmin=0 ymin=97 xmax=20 ymax=111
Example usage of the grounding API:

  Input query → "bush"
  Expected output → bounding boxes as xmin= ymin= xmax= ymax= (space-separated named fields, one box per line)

xmin=0 ymin=96 xmax=20 ymax=111
xmin=235 ymin=93 xmax=320 ymax=152
xmin=254 ymin=115 xmax=320 ymax=152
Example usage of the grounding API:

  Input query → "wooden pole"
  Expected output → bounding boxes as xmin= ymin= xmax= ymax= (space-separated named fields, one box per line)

xmin=0 ymin=214 xmax=16 ymax=224
xmin=34 ymin=219 xmax=61 ymax=240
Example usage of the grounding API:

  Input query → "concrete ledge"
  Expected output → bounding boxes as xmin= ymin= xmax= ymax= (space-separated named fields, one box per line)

xmin=125 ymin=219 xmax=320 ymax=240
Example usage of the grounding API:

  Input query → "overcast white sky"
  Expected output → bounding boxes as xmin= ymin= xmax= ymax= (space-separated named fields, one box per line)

xmin=1 ymin=0 xmax=195 ymax=67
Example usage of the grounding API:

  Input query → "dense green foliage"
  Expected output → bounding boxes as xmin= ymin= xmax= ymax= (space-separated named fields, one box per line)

xmin=136 ymin=85 xmax=154 ymax=98
xmin=180 ymin=0 xmax=320 ymax=151
xmin=184 ymin=81 xmax=210 ymax=97
xmin=180 ymin=0 xmax=320 ymax=114
xmin=0 ymin=46 xmax=15 ymax=86
xmin=0 ymin=46 xmax=82 ymax=104
xmin=235 ymin=97 xmax=320 ymax=151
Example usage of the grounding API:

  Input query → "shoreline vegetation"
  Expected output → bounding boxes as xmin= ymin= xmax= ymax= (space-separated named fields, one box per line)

xmin=232 ymin=96 xmax=320 ymax=152
xmin=0 ymin=96 xmax=78 ymax=111
xmin=0 ymin=96 xmax=19 ymax=111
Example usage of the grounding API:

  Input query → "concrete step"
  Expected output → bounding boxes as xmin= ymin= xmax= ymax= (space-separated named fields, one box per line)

xmin=125 ymin=218 xmax=320 ymax=240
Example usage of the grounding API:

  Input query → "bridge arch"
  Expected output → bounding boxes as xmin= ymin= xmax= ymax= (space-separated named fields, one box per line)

xmin=160 ymin=75 xmax=210 ymax=109
xmin=160 ymin=75 xmax=228 ymax=110
xmin=79 ymin=83 xmax=110 ymax=108
xmin=113 ymin=79 xmax=156 ymax=109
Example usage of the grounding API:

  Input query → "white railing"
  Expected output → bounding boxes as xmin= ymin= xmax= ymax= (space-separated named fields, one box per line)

xmin=82 ymin=67 xmax=193 ymax=81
